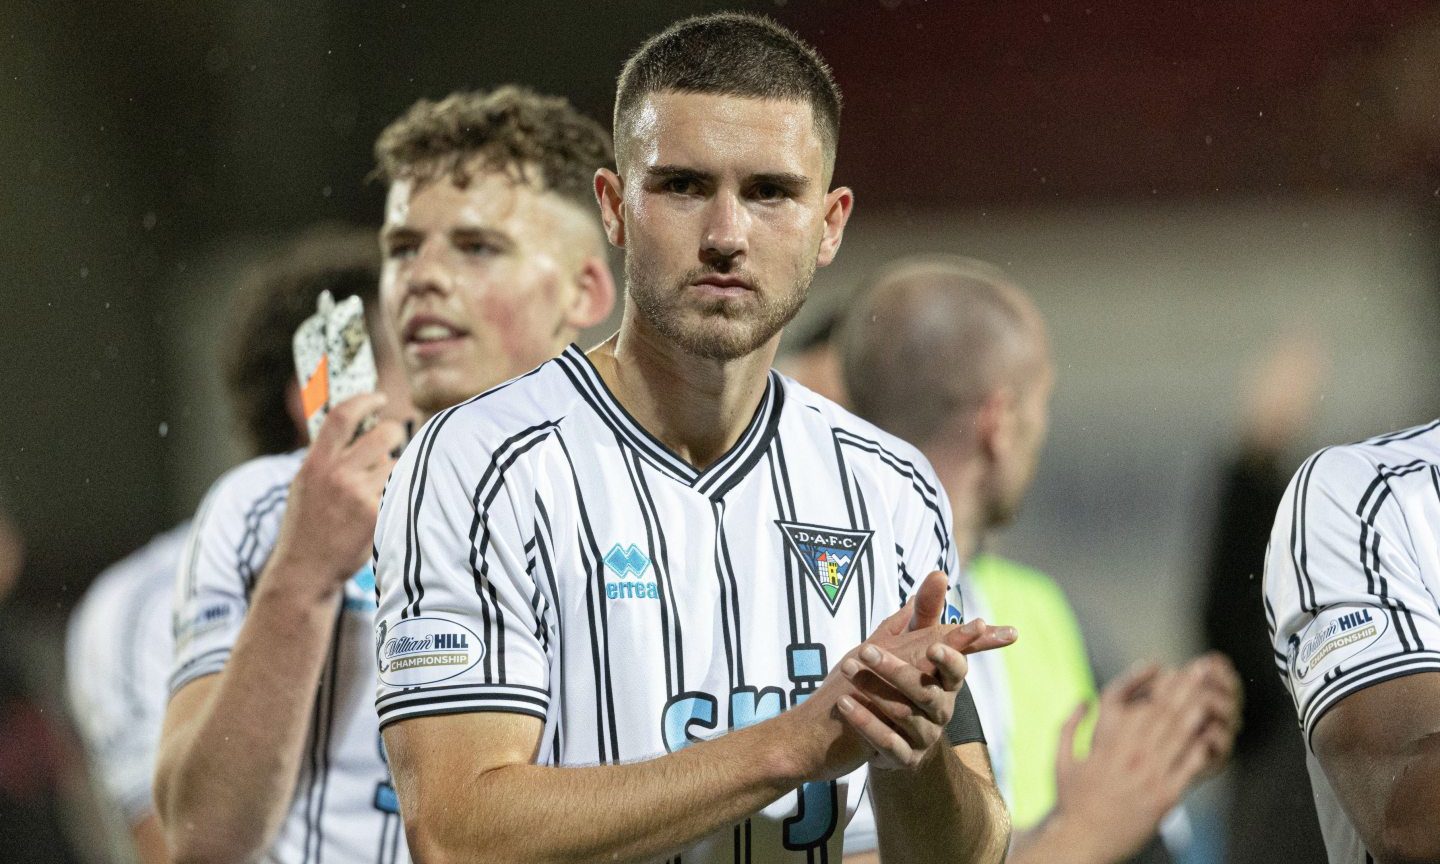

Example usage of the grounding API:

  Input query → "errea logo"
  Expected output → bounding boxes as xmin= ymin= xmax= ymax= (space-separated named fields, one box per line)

xmin=604 ymin=543 xmax=657 ymax=601
xmin=604 ymin=544 xmax=650 ymax=578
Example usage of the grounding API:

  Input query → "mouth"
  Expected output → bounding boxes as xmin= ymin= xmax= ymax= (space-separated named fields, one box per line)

xmin=690 ymin=275 xmax=755 ymax=297
xmin=401 ymin=315 xmax=469 ymax=356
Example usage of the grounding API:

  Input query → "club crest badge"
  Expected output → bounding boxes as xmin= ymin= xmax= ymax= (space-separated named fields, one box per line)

xmin=776 ymin=521 xmax=873 ymax=614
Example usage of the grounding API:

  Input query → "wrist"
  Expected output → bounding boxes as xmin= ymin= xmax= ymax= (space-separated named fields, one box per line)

xmin=252 ymin=555 xmax=344 ymax=610
xmin=764 ymin=700 xmax=833 ymax=786
xmin=1026 ymin=807 xmax=1110 ymax=864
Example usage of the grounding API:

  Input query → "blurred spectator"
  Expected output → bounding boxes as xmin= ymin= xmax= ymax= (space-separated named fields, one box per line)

xmin=1199 ymin=332 xmax=1329 ymax=864
xmin=64 ymin=227 xmax=388 ymax=864
xmin=0 ymin=495 xmax=85 ymax=863
xmin=834 ymin=255 xmax=1241 ymax=864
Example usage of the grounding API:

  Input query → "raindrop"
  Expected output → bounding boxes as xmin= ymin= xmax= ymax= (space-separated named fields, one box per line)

xmin=158 ymin=422 xmax=169 ymax=438
xmin=142 ymin=212 xmax=157 ymax=231
xmin=79 ymin=266 xmax=89 ymax=279
xmin=322 ymin=186 xmax=333 ymax=198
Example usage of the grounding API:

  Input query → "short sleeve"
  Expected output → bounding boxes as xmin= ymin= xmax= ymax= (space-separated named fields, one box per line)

xmin=373 ymin=412 xmax=550 ymax=730
xmin=169 ymin=458 xmax=294 ymax=694
xmin=1264 ymin=447 xmax=1440 ymax=742
xmin=66 ymin=550 xmax=176 ymax=823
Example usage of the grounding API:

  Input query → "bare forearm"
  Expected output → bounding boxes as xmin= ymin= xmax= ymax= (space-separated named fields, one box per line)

xmin=157 ymin=569 xmax=340 ymax=861
xmin=1370 ymin=734 xmax=1440 ymax=863
xmin=1008 ymin=814 xmax=1111 ymax=864
xmin=399 ymin=712 xmax=817 ymax=864
xmin=871 ymin=746 xmax=1010 ymax=864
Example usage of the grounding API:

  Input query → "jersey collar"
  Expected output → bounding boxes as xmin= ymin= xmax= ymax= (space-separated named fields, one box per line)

xmin=555 ymin=344 xmax=785 ymax=500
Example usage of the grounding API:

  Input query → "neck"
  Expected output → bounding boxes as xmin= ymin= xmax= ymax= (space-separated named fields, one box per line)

xmin=925 ymin=445 xmax=985 ymax=569
xmin=590 ymin=308 xmax=779 ymax=471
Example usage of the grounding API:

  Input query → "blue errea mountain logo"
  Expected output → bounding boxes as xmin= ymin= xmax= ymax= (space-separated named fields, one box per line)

xmin=604 ymin=543 xmax=658 ymax=601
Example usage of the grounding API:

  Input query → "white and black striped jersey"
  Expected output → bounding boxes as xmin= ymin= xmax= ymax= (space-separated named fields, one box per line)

xmin=374 ymin=345 xmax=975 ymax=863
xmin=173 ymin=451 xmax=410 ymax=864
xmin=67 ymin=522 xmax=189 ymax=833
xmin=1264 ymin=420 xmax=1440 ymax=864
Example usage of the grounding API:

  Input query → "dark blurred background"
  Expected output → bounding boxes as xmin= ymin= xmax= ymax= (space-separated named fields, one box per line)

xmin=3 ymin=1 xmax=1440 ymax=860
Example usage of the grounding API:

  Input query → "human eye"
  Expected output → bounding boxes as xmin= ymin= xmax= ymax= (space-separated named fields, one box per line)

xmin=751 ymin=182 xmax=787 ymax=201
xmin=384 ymin=239 xmax=418 ymax=260
xmin=663 ymin=176 xmax=701 ymax=196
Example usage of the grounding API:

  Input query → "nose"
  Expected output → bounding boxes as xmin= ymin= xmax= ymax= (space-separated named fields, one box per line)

xmin=701 ymin=191 xmax=749 ymax=267
xmin=404 ymin=239 xmax=452 ymax=297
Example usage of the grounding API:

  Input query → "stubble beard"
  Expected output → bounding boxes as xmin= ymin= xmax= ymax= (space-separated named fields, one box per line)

xmin=625 ymin=253 xmax=815 ymax=362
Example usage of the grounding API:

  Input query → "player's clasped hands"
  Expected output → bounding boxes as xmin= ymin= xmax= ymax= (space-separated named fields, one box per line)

xmin=271 ymin=393 xmax=409 ymax=588
xmin=811 ymin=571 xmax=1018 ymax=774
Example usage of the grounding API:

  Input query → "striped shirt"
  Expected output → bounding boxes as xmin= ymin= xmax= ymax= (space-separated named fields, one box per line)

xmin=173 ymin=452 xmax=409 ymax=864
xmin=1264 ymin=420 xmax=1440 ymax=864
xmin=373 ymin=345 xmax=974 ymax=863
xmin=67 ymin=522 xmax=189 ymax=831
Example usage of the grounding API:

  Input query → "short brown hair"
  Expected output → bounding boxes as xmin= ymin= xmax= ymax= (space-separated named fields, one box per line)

xmin=614 ymin=12 xmax=842 ymax=171
xmin=224 ymin=226 xmax=381 ymax=457
xmin=373 ymin=85 xmax=612 ymax=213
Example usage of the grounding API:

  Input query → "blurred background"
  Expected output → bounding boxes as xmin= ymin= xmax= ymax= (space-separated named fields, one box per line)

xmin=3 ymin=1 xmax=1439 ymax=860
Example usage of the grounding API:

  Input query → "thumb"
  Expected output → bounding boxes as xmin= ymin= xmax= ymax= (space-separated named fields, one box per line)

xmin=908 ymin=570 xmax=948 ymax=632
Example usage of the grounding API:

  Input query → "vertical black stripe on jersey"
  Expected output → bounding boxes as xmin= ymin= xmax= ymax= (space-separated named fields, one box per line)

xmin=302 ymin=601 xmax=344 ymax=863
xmin=833 ymin=430 xmax=950 ymax=567
xmin=235 ymin=482 xmax=290 ymax=598
xmin=714 ymin=500 xmax=747 ymax=687
xmin=773 ymin=436 xmax=814 ymax=644
xmin=553 ymin=430 xmax=620 ymax=761
xmin=1290 ymin=450 xmax=1324 ymax=614
xmin=1357 ymin=466 xmax=1427 ymax=650
xmin=401 ymin=402 xmax=464 ymax=619
xmin=766 ymin=443 xmax=802 ymax=647
xmin=535 ymin=494 xmax=566 ymax=761
xmin=854 ymin=485 xmax=877 ymax=637
xmin=711 ymin=500 xmax=741 ymax=693
xmin=622 ymin=445 xmax=686 ymax=695
xmin=402 ymin=364 xmax=552 ymax=619
xmin=829 ymin=431 xmax=867 ymax=641
xmin=468 ymin=422 xmax=561 ymax=683
xmin=895 ymin=545 xmax=917 ymax=606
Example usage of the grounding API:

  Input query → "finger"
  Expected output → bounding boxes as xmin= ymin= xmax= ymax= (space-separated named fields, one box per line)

xmin=347 ymin=419 xmax=408 ymax=472
xmin=1104 ymin=660 xmax=1164 ymax=706
xmin=940 ymin=618 xmax=1017 ymax=655
xmin=1055 ymin=701 xmax=1087 ymax=786
xmin=907 ymin=571 xmax=948 ymax=632
xmin=926 ymin=642 xmax=968 ymax=693
xmin=314 ymin=392 xmax=389 ymax=454
xmin=1160 ymin=736 xmax=1214 ymax=805
xmin=837 ymin=694 xmax=923 ymax=771
xmin=846 ymin=644 xmax=952 ymax=726
xmin=1146 ymin=666 xmax=1213 ymax=766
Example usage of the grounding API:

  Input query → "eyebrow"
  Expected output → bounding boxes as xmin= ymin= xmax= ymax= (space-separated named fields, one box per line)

xmin=645 ymin=165 xmax=812 ymax=193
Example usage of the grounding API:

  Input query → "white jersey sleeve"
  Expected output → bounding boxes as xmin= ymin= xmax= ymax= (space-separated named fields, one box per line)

xmin=66 ymin=524 xmax=187 ymax=823
xmin=170 ymin=453 xmax=301 ymax=693
xmin=1264 ymin=445 xmax=1440 ymax=742
xmin=373 ymin=408 xmax=551 ymax=730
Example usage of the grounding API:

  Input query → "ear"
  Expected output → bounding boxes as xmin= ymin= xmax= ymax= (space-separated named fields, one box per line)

xmin=975 ymin=386 xmax=1015 ymax=464
xmin=815 ymin=185 xmax=854 ymax=268
xmin=565 ymin=255 xmax=617 ymax=331
xmin=594 ymin=168 xmax=626 ymax=248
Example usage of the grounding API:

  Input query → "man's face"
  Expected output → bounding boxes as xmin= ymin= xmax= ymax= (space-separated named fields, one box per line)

xmin=380 ymin=168 xmax=588 ymax=416
xmin=612 ymin=92 xmax=849 ymax=361
xmin=988 ymin=351 xmax=1055 ymax=526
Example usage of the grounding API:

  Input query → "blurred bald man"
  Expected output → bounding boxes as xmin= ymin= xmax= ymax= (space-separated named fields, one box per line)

xmin=838 ymin=256 xmax=1240 ymax=864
